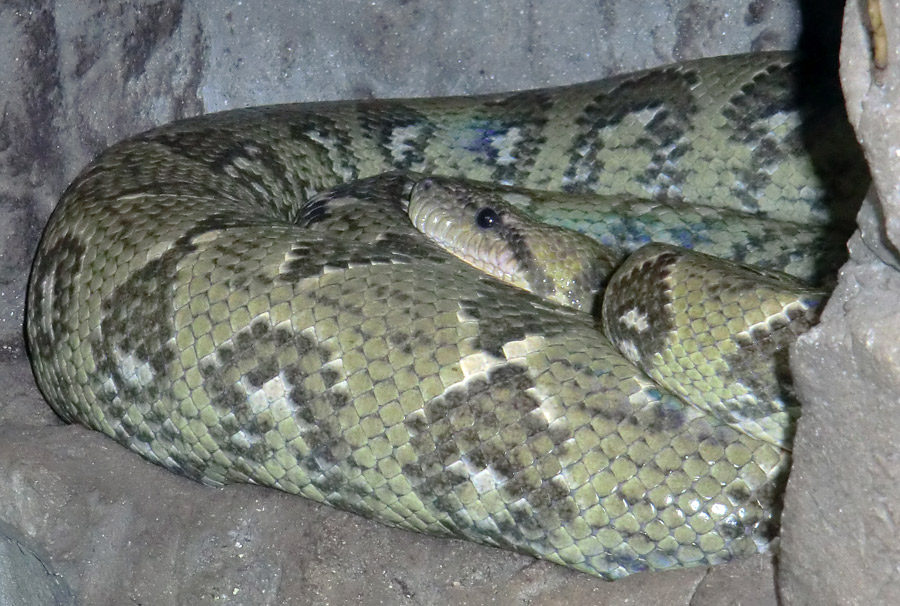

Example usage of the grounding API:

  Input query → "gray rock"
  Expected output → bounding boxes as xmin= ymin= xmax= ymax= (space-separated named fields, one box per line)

xmin=779 ymin=0 xmax=900 ymax=603
xmin=0 ymin=520 xmax=74 ymax=606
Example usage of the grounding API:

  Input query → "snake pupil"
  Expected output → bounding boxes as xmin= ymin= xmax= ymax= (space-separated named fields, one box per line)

xmin=475 ymin=207 xmax=500 ymax=229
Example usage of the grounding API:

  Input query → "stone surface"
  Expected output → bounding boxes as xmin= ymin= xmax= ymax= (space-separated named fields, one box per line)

xmin=0 ymin=519 xmax=73 ymax=606
xmin=0 ymin=0 xmax=869 ymax=604
xmin=778 ymin=0 xmax=900 ymax=604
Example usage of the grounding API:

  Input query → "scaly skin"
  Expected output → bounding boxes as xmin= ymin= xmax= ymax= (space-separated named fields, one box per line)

xmin=26 ymin=53 xmax=863 ymax=579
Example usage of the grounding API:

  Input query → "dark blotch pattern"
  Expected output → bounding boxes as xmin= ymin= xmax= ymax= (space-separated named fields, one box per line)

xmin=27 ymin=234 xmax=85 ymax=365
xmin=404 ymin=363 xmax=580 ymax=543
xmin=564 ymin=67 xmax=701 ymax=194
xmin=602 ymin=247 xmax=678 ymax=358
xmin=462 ymin=92 xmax=553 ymax=184
xmin=722 ymin=63 xmax=800 ymax=213
xmin=359 ymin=103 xmax=438 ymax=170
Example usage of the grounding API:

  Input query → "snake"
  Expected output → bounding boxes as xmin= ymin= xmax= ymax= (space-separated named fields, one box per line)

xmin=25 ymin=51 xmax=866 ymax=580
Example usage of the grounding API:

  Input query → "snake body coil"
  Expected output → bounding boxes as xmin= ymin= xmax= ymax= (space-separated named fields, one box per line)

xmin=26 ymin=53 xmax=862 ymax=579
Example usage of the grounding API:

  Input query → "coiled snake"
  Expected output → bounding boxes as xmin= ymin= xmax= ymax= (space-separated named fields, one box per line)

xmin=26 ymin=52 xmax=865 ymax=579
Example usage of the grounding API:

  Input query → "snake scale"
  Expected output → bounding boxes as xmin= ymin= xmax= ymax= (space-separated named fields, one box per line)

xmin=26 ymin=52 xmax=866 ymax=579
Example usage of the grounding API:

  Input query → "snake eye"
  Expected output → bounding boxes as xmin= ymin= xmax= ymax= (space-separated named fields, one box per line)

xmin=475 ymin=207 xmax=500 ymax=229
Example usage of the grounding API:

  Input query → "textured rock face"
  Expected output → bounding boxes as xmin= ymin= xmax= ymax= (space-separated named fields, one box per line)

xmin=779 ymin=1 xmax=900 ymax=604
xmin=5 ymin=1 xmax=888 ymax=604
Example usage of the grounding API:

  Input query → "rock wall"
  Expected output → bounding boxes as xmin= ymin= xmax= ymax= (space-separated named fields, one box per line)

xmin=780 ymin=0 xmax=900 ymax=603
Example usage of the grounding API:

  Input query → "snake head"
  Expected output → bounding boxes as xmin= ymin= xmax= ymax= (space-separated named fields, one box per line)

xmin=408 ymin=176 xmax=618 ymax=314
